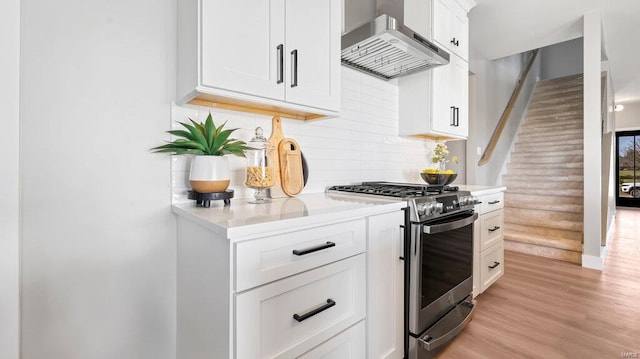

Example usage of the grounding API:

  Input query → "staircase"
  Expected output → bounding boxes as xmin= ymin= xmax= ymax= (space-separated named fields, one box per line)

xmin=502 ymin=74 xmax=584 ymax=264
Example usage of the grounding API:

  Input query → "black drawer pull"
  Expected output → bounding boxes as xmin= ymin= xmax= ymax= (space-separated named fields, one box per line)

xmin=488 ymin=261 xmax=501 ymax=269
xmin=292 ymin=241 xmax=335 ymax=256
xmin=488 ymin=226 xmax=501 ymax=232
xmin=488 ymin=200 xmax=501 ymax=205
xmin=293 ymin=299 xmax=335 ymax=322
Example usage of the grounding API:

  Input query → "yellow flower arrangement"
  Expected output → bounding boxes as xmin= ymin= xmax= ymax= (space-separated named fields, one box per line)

xmin=424 ymin=141 xmax=458 ymax=174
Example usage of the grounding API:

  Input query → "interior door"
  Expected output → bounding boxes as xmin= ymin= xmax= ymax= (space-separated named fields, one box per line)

xmin=616 ymin=131 xmax=640 ymax=207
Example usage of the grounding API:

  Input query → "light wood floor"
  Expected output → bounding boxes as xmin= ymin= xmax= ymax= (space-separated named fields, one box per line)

xmin=439 ymin=208 xmax=640 ymax=358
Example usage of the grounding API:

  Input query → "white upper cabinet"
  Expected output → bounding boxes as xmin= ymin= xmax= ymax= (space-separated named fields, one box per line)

xmin=432 ymin=0 xmax=470 ymax=61
xmin=431 ymin=53 xmax=469 ymax=137
xmin=178 ymin=0 xmax=341 ymax=120
xmin=398 ymin=0 xmax=474 ymax=139
xmin=398 ymin=54 xmax=469 ymax=140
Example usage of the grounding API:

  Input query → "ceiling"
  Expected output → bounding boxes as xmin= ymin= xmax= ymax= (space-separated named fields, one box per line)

xmin=468 ymin=0 xmax=640 ymax=102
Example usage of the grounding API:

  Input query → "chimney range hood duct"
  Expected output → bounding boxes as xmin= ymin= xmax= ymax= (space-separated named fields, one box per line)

xmin=342 ymin=0 xmax=449 ymax=80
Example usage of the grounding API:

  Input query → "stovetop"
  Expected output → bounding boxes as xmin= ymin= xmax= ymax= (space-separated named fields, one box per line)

xmin=326 ymin=181 xmax=459 ymax=199
xmin=327 ymin=182 xmax=477 ymax=222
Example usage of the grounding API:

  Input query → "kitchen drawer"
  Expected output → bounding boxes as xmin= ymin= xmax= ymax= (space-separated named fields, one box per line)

xmin=479 ymin=210 xmax=503 ymax=251
xmin=475 ymin=192 xmax=504 ymax=215
xmin=235 ymin=254 xmax=366 ymax=359
xmin=235 ymin=219 xmax=366 ymax=291
xmin=298 ymin=321 xmax=365 ymax=359
xmin=480 ymin=241 xmax=504 ymax=293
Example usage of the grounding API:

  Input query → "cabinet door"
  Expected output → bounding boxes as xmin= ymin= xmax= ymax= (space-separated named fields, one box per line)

xmin=236 ymin=255 xmax=366 ymax=359
xmin=480 ymin=241 xmax=505 ymax=292
xmin=432 ymin=0 xmax=469 ymax=61
xmin=432 ymin=0 xmax=452 ymax=52
xmin=479 ymin=210 xmax=504 ymax=251
xmin=284 ymin=0 xmax=341 ymax=111
xmin=450 ymin=53 xmax=469 ymax=137
xmin=431 ymin=62 xmax=453 ymax=136
xmin=299 ymin=321 xmax=366 ymax=359
xmin=235 ymin=219 xmax=366 ymax=291
xmin=200 ymin=0 xmax=285 ymax=101
xmin=367 ymin=211 xmax=405 ymax=359
xmin=450 ymin=1 xmax=469 ymax=60
xmin=432 ymin=53 xmax=468 ymax=138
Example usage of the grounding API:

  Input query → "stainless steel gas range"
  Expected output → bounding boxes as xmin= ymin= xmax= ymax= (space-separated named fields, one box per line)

xmin=327 ymin=182 xmax=478 ymax=358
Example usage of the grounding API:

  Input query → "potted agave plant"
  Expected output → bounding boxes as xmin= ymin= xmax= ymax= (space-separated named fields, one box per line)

xmin=151 ymin=113 xmax=249 ymax=193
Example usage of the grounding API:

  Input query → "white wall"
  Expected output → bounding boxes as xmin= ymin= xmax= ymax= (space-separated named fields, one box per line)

xmin=540 ymin=37 xmax=584 ymax=80
xmin=615 ymin=101 xmax=640 ymax=130
xmin=0 ymin=0 xmax=21 ymax=358
xmin=170 ymin=68 xmax=445 ymax=203
xmin=582 ymin=11 xmax=604 ymax=269
xmin=466 ymin=49 xmax=541 ymax=186
xmin=20 ymin=1 xmax=177 ymax=358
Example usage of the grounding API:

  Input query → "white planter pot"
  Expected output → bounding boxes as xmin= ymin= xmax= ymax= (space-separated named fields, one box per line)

xmin=189 ymin=155 xmax=230 ymax=193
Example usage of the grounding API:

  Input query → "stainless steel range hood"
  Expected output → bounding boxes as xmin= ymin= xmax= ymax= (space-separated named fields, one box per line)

xmin=342 ymin=0 xmax=449 ymax=80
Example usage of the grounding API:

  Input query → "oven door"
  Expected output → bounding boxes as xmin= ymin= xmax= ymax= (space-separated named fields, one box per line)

xmin=409 ymin=210 xmax=477 ymax=336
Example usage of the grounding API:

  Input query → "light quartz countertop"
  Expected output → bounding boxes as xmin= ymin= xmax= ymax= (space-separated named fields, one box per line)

xmin=456 ymin=185 xmax=507 ymax=196
xmin=172 ymin=192 xmax=407 ymax=238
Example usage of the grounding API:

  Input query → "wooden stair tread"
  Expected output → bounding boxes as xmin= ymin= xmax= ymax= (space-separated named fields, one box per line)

xmin=504 ymin=192 xmax=583 ymax=205
xmin=503 ymin=222 xmax=583 ymax=240
xmin=503 ymin=200 xmax=583 ymax=214
xmin=503 ymin=229 xmax=583 ymax=251
xmin=504 ymin=207 xmax=583 ymax=222
xmin=503 ymin=241 xmax=582 ymax=264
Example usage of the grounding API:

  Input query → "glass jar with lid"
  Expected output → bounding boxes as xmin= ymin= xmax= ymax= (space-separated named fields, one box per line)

xmin=244 ymin=127 xmax=275 ymax=203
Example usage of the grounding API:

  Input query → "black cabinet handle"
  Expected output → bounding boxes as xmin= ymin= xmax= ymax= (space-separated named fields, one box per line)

xmin=450 ymin=38 xmax=459 ymax=46
xmin=488 ymin=226 xmax=501 ymax=232
xmin=455 ymin=107 xmax=460 ymax=126
xmin=399 ymin=224 xmax=405 ymax=261
xmin=292 ymin=241 xmax=335 ymax=256
xmin=488 ymin=261 xmax=501 ymax=269
xmin=293 ymin=299 xmax=335 ymax=322
xmin=276 ymin=44 xmax=284 ymax=84
xmin=488 ymin=200 xmax=501 ymax=205
xmin=450 ymin=106 xmax=456 ymax=126
xmin=291 ymin=49 xmax=298 ymax=88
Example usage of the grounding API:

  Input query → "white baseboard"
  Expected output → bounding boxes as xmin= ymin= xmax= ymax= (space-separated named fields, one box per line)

xmin=582 ymin=254 xmax=604 ymax=270
xmin=582 ymin=213 xmax=615 ymax=270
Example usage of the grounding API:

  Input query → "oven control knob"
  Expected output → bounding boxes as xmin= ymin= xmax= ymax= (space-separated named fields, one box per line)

xmin=426 ymin=202 xmax=437 ymax=215
xmin=458 ymin=196 xmax=466 ymax=206
xmin=416 ymin=202 xmax=428 ymax=216
xmin=434 ymin=202 xmax=444 ymax=214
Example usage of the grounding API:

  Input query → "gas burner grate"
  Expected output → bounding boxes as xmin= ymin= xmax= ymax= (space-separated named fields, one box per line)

xmin=328 ymin=182 xmax=456 ymax=198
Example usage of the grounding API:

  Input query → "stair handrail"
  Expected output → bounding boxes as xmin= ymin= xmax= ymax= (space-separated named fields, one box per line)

xmin=478 ymin=49 xmax=540 ymax=166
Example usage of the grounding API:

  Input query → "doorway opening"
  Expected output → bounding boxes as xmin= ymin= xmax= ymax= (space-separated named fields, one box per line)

xmin=615 ymin=130 xmax=640 ymax=207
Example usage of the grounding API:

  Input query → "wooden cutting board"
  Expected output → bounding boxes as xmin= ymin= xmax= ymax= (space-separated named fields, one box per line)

xmin=267 ymin=116 xmax=287 ymax=198
xmin=278 ymin=138 xmax=304 ymax=196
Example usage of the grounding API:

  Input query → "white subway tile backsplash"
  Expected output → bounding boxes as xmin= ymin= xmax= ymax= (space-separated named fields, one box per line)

xmin=169 ymin=69 xmax=438 ymax=203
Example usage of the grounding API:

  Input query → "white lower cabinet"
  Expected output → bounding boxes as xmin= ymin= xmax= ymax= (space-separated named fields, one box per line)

xmin=236 ymin=255 xmax=366 ymax=359
xmin=472 ymin=190 xmax=505 ymax=297
xmin=366 ymin=210 xmax=405 ymax=359
xmin=176 ymin=204 xmax=406 ymax=359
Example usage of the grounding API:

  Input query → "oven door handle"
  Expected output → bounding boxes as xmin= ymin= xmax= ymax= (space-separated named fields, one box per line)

xmin=423 ymin=212 xmax=478 ymax=234
xmin=419 ymin=300 xmax=475 ymax=352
